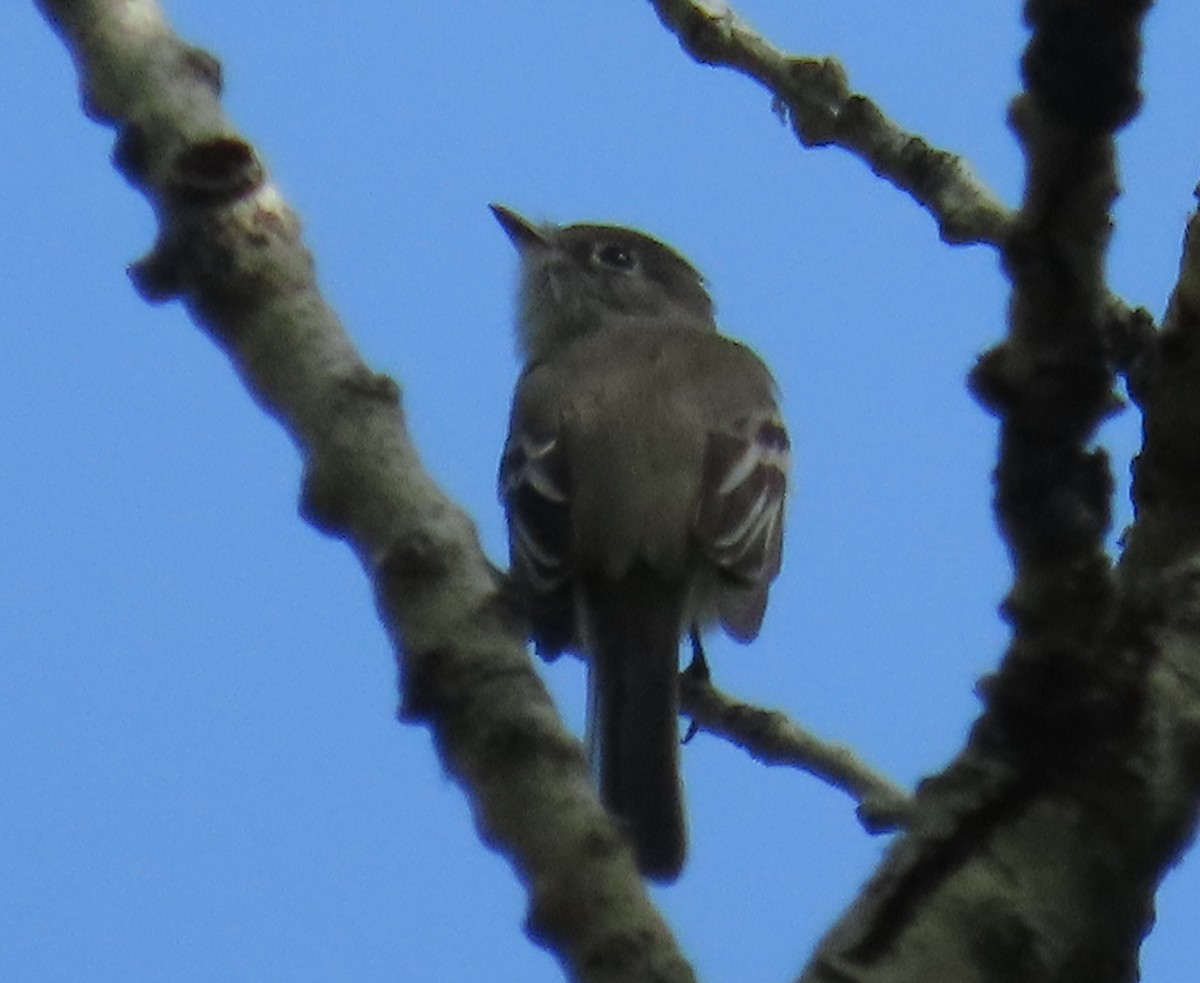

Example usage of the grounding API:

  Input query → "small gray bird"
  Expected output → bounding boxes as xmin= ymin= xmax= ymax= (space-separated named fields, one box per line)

xmin=492 ymin=205 xmax=788 ymax=881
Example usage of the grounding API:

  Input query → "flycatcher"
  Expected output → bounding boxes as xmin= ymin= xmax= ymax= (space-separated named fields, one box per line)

xmin=492 ymin=204 xmax=788 ymax=881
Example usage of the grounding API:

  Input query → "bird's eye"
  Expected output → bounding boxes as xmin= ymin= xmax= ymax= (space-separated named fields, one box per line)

xmin=595 ymin=243 xmax=636 ymax=271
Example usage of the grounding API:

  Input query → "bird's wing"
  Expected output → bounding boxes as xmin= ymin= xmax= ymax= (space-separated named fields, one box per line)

xmin=499 ymin=386 xmax=576 ymax=657
xmin=695 ymin=412 xmax=790 ymax=641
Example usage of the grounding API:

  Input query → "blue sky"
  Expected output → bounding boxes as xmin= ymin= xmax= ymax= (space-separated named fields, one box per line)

xmin=3 ymin=2 xmax=1197 ymax=980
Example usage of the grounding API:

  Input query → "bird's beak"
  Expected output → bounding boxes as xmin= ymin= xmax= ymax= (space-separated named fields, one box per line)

xmin=489 ymin=203 xmax=548 ymax=252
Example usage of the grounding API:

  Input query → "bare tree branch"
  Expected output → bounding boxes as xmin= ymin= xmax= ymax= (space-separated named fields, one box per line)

xmin=680 ymin=666 xmax=913 ymax=831
xmin=797 ymin=1 xmax=1195 ymax=979
xmin=32 ymin=2 xmax=697 ymax=981
xmin=1118 ymin=165 xmax=1200 ymax=907
xmin=1124 ymin=203 xmax=1200 ymax=572
xmin=645 ymin=0 xmax=1014 ymax=246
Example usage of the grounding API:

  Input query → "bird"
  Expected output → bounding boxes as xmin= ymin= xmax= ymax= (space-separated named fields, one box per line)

xmin=491 ymin=204 xmax=788 ymax=881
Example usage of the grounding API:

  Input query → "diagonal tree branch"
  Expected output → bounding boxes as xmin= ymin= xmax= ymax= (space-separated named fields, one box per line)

xmin=33 ymin=2 xmax=696 ymax=981
xmin=680 ymin=665 xmax=912 ymax=831
xmin=646 ymin=0 xmax=1014 ymax=247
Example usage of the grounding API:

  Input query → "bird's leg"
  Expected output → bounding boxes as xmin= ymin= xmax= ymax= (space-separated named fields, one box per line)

xmin=681 ymin=626 xmax=709 ymax=744
xmin=684 ymin=626 xmax=710 ymax=681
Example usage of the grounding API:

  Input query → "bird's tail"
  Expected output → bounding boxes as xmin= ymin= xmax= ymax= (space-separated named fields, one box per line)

xmin=583 ymin=568 xmax=686 ymax=881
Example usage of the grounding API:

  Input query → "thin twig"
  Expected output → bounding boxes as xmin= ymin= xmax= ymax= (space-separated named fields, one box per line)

xmin=646 ymin=0 xmax=1014 ymax=246
xmin=679 ymin=664 xmax=912 ymax=832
